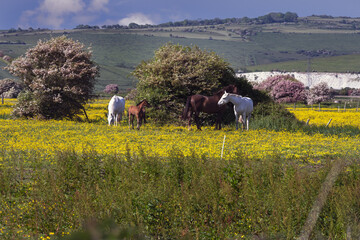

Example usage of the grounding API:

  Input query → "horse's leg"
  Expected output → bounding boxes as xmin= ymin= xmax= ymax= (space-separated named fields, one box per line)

xmin=246 ymin=113 xmax=251 ymax=131
xmin=241 ymin=114 xmax=246 ymax=131
xmin=128 ymin=112 xmax=131 ymax=129
xmin=143 ymin=112 xmax=146 ymax=124
xmin=235 ymin=112 xmax=239 ymax=130
xmin=136 ymin=115 xmax=140 ymax=130
xmin=187 ymin=110 xmax=192 ymax=131
xmin=217 ymin=113 xmax=222 ymax=130
xmin=129 ymin=114 xmax=134 ymax=129
xmin=194 ymin=112 xmax=202 ymax=130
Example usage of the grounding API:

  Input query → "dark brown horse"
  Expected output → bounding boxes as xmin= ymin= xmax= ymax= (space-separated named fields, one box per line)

xmin=128 ymin=99 xmax=151 ymax=130
xmin=181 ymin=85 xmax=238 ymax=130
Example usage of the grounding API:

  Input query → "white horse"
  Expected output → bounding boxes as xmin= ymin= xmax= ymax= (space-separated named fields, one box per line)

xmin=108 ymin=95 xmax=125 ymax=126
xmin=218 ymin=91 xmax=253 ymax=130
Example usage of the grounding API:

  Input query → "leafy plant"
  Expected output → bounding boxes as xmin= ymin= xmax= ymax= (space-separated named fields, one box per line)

xmin=132 ymin=42 xmax=269 ymax=124
xmin=6 ymin=36 xmax=99 ymax=119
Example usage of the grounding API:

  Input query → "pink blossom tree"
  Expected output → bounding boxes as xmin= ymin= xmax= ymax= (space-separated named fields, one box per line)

xmin=271 ymin=80 xmax=306 ymax=103
xmin=6 ymin=36 xmax=99 ymax=119
xmin=306 ymin=82 xmax=331 ymax=105
xmin=104 ymin=84 xmax=119 ymax=94
xmin=254 ymin=74 xmax=305 ymax=103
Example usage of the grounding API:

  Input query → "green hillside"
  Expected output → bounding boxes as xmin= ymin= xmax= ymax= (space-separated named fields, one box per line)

xmin=2 ymin=15 xmax=360 ymax=92
xmin=246 ymin=54 xmax=360 ymax=72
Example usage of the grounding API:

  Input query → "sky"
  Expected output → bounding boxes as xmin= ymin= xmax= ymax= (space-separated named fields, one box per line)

xmin=1 ymin=0 xmax=360 ymax=30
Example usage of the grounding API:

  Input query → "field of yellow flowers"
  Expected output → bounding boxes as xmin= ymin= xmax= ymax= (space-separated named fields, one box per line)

xmin=0 ymin=100 xmax=360 ymax=162
xmin=0 ymin=99 xmax=359 ymax=164
xmin=288 ymin=106 xmax=360 ymax=128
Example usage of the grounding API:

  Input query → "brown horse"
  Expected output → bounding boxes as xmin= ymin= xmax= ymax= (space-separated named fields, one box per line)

xmin=128 ymin=99 xmax=151 ymax=130
xmin=181 ymin=85 xmax=238 ymax=130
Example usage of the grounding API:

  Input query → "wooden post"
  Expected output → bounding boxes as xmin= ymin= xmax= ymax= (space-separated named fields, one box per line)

xmin=318 ymin=103 xmax=321 ymax=111
xmin=221 ymin=135 xmax=226 ymax=160
xmin=326 ymin=118 xmax=332 ymax=127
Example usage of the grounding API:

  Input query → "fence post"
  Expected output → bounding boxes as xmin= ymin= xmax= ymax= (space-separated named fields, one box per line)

xmin=318 ymin=103 xmax=321 ymax=111
xmin=221 ymin=135 xmax=226 ymax=160
xmin=326 ymin=118 xmax=332 ymax=127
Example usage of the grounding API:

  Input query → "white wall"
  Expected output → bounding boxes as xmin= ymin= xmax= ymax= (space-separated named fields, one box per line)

xmin=237 ymin=71 xmax=360 ymax=89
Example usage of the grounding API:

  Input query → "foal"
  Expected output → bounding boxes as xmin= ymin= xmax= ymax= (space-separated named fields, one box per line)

xmin=128 ymin=99 xmax=151 ymax=130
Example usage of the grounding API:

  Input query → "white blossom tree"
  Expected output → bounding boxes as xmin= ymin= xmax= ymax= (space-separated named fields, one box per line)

xmin=306 ymin=82 xmax=331 ymax=105
xmin=6 ymin=36 xmax=99 ymax=120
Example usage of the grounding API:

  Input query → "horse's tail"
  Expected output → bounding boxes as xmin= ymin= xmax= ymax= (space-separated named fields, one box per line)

xmin=182 ymin=96 xmax=191 ymax=120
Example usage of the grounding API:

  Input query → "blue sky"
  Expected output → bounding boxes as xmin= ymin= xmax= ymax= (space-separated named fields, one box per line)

xmin=1 ymin=0 xmax=360 ymax=30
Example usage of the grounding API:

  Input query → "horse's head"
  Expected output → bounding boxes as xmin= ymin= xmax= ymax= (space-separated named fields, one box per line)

xmin=218 ymin=91 xmax=230 ymax=106
xmin=108 ymin=113 xmax=114 ymax=125
xmin=224 ymin=84 xmax=238 ymax=94
xmin=143 ymin=99 xmax=151 ymax=108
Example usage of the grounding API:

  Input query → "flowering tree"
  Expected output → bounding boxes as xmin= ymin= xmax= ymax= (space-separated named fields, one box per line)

xmin=350 ymin=88 xmax=360 ymax=96
xmin=254 ymin=74 xmax=297 ymax=92
xmin=271 ymin=80 xmax=306 ymax=103
xmin=0 ymin=78 xmax=23 ymax=98
xmin=104 ymin=84 xmax=119 ymax=94
xmin=6 ymin=36 xmax=99 ymax=119
xmin=306 ymin=82 xmax=331 ymax=105
xmin=254 ymin=74 xmax=305 ymax=103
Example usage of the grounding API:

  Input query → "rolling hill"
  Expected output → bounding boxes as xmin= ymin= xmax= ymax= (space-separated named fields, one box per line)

xmin=2 ymin=14 xmax=360 ymax=92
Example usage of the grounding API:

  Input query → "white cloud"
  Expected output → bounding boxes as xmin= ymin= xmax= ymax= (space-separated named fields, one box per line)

xmin=40 ymin=0 xmax=85 ymax=16
xmin=118 ymin=13 xmax=155 ymax=26
xmin=20 ymin=0 xmax=86 ymax=29
xmin=88 ymin=0 xmax=109 ymax=12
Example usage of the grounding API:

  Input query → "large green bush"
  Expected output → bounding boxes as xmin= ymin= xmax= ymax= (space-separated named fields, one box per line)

xmin=132 ymin=43 xmax=269 ymax=123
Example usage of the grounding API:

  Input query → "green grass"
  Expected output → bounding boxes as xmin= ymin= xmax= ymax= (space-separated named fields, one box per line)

xmin=3 ymin=30 xmax=360 ymax=92
xmin=247 ymin=54 xmax=360 ymax=72
xmin=1 ymin=148 xmax=359 ymax=239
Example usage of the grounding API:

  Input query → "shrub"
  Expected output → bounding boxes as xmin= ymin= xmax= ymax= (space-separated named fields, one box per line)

xmin=103 ymin=84 xmax=119 ymax=94
xmin=132 ymin=43 xmax=269 ymax=123
xmin=0 ymin=78 xmax=23 ymax=98
xmin=6 ymin=36 xmax=99 ymax=119
xmin=306 ymin=82 xmax=332 ymax=105
xmin=350 ymin=88 xmax=360 ymax=96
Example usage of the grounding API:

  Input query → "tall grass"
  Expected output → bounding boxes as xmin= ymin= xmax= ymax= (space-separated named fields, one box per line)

xmin=1 ymin=148 xmax=359 ymax=239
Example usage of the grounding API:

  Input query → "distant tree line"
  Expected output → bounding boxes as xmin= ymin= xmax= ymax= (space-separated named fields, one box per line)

xmin=74 ymin=12 xmax=299 ymax=30
xmin=2 ymin=27 xmax=50 ymax=34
